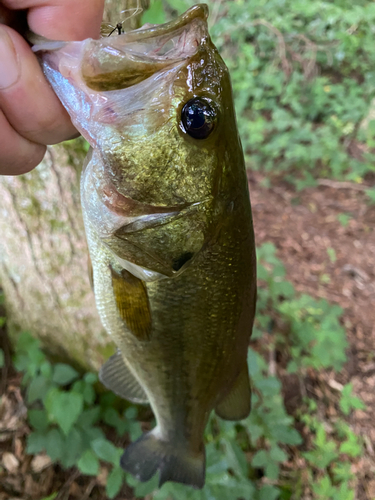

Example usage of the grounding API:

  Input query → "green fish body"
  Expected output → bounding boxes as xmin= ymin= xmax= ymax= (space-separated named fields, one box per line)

xmin=35 ymin=4 xmax=256 ymax=489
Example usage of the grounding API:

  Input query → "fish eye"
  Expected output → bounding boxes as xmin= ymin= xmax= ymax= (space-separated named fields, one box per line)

xmin=181 ymin=97 xmax=217 ymax=140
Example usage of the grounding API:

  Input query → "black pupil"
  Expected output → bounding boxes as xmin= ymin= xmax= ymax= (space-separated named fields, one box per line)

xmin=181 ymin=98 xmax=216 ymax=139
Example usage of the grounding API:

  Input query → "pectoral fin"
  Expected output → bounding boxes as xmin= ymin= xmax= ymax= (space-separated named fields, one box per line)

xmin=110 ymin=265 xmax=152 ymax=341
xmin=99 ymin=351 xmax=149 ymax=404
xmin=215 ymin=364 xmax=251 ymax=421
xmin=88 ymin=255 xmax=94 ymax=290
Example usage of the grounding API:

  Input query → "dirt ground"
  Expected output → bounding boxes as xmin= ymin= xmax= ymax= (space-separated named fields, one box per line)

xmin=1 ymin=174 xmax=374 ymax=499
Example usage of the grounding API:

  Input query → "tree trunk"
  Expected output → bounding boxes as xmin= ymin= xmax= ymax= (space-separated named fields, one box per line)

xmin=0 ymin=141 xmax=116 ymax=372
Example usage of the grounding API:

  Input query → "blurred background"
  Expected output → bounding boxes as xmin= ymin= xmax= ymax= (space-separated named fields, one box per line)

xmin=0 ymin=0 xmax=374 ymax=499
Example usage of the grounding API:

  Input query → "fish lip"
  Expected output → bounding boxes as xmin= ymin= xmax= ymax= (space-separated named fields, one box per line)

xmin=115 ymin=4 xmax=209 ymax=43
xmin=79 ymin=5 xmax=209 ymax=92
xmin=33 ymin=4 xmax=208 ymax=59
xmin=32 ymin=4 xmax=208 ymax=52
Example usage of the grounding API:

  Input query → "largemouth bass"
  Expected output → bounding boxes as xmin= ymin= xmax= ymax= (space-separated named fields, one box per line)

xmin=34 ymin=4 xmax=256 ymax=489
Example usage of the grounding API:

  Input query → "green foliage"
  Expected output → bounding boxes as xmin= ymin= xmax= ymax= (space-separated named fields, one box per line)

xmin=154 ymin=0 xmax=375 ymax=192
xmin=41 ymin=493 xmax=58 ymax=500
xmin=337 ymin=213 xmax=352 ymax=227
xmin=257 ymin=243 xmax=347 ymax=372
xmin=327 ymin=247 xmax=337 ymax=263
xmin=339 ymin=383 xmax=366 ymax=415
xmin=10 ymin=242 xmax=364 ymax=499
xmin=301 ymin=405 xmax=362 ymax=498
xmin=143 ymin=0 xmax=166 ymax=24
xmin=13 ymin=333 xmax=132 ymax=498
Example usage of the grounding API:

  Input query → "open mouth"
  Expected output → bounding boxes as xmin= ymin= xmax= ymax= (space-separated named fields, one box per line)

xmin=33 ymin=5 xmax=209 ymax=92
xmin=82 ymin=4 xmax=209 ymax=91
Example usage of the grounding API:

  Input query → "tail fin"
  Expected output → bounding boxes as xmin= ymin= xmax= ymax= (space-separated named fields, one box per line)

xmin=120 ymin=430 xmax=205 ymax=489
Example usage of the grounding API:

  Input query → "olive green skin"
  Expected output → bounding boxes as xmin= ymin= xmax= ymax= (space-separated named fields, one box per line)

xmin=84 ymin=29 xmax=256 ymax=456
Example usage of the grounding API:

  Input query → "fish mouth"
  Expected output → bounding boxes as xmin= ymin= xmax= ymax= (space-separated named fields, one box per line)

xmin=33 ymin=4 xmax=209 ymax=91
xmin=79 ymin=4 xmax=210 ymax=91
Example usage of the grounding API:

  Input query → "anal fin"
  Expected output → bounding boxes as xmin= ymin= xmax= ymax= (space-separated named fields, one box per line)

xmin=99 ymin=351 xmax=149 ymax=404
xmin=215 ymin=364 xmax=251 ymax=421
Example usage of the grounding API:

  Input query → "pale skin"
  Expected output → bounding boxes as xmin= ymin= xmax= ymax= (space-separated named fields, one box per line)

xmin=0 ymin=0 xmax=105 ymax=175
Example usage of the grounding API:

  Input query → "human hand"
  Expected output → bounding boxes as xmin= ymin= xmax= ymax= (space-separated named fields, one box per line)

xmin=0 ymin=0 xmax=104 ymax=175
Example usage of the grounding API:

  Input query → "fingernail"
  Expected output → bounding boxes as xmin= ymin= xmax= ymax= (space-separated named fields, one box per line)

xmin=0 ymin=27 xmax=20 ymax=90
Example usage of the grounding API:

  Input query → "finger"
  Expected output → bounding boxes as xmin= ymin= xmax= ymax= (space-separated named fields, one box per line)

xmin=2 ymin=0 xmax=105 ymax=40
xmin=0 ymin=108 xmax=46 ymax=175
xmin=0 ymin=25 xmax=78 ymax=145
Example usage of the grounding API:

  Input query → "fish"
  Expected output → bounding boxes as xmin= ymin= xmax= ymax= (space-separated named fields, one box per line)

xmin=33 ymin=3 xmax=257 ymax=489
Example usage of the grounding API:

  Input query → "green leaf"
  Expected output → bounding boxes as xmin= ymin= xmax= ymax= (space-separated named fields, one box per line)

xmin=258 ymin=484 xmax=280 ymax=500
xmin=27 ymin=375 xmax=51 ymax=403
xmin=0 ymin=348 xmax=4 ymax=368
xmin=40 ymin=361 xmax=52 ymax=379
xmin=104 ymin=408 xmax=128 ymax=436
xmin=15 ymin=332 xmax=40 ymax=353
xmin=45 ymin=428 xmax=65 ymax=462
xmin=76 ymin=407 xmax=101 ymax=428
xmin=286 ymin=360 xmax=298 ymax=373
xmin=339 ymin=430 xmax=362 ymax=458
xmin=252 ymin=449 xmax=268 ymax=468
xmin=340 ymin=383 xmax=366 ymax=415
xmin=222 ymin=439 xmax=248 ymax=477
xmin=84 ymin=372 xmax=98 ymax=385
xmin=270 ymin=445 xmax=288 ymax=462
xmin=124 ymin=406 xmax=138 ymax=420
xmin=165 ymin=0 xmax=188 ymax=14
xmin=327 ymin=247 xmax=337 ymax=263
xmin=337 ymin=213 xmax=351 ymax=227
xmin=91 ymin=438 xmax=120 ymax=465
xmin=134 ymin=475 xmax=159 ymax=497
xmin=45 ymin=388 xmax=84 ymax=436
xmin=52 ymin=364 xmax=79 ymax=386
xmin=82 ymin=426 xmax=105 ymax=443
xmin=77 ymin=449 xmax=100 ymax=476
xmin=28 ymin=409 xmax=49 ymax=432
xmin=27 ymin=432 xmax=47 ymax=454
xmin=41 ymin=493 xmax=58 ymax=500
xmin=128 ymin=421 xmax=143 ymax=441
xmin=61 ymin=428 xmax=84 ymax=468
xmin=265 ymin=461 xmax=279 ymax=480
xmin=106 ymin=466 xmax=124 ymax=499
